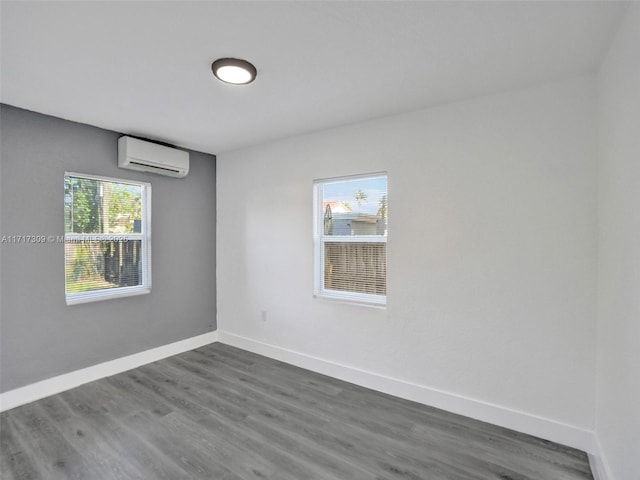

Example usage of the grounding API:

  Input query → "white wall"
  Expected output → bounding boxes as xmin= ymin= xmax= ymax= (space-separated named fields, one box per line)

xmin=595 ymin=4 xmax=640 ymax=480
xmin=217 ymin=76 xmax=598 ymax=447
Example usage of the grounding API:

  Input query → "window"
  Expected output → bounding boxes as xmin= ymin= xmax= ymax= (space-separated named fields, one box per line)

xmin=64 ymin=173 xmax=151 ymax=305
xmin=314 ymin=173 xmax=387 ymax=305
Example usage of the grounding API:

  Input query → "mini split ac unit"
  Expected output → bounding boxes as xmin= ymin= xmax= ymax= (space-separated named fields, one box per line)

xmin=118 ymin=136 xmax=189 ymax=178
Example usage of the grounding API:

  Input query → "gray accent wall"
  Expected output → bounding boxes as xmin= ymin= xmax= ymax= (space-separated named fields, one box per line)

xmin=0 ymin=104 xmax=216 ymax=392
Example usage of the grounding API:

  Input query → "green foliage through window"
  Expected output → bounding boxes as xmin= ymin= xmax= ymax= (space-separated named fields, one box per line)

xmin=65 ymin=177 xmax=142 ymax=234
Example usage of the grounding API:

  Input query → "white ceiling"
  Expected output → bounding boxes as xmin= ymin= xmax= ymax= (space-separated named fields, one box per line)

xmin=1 ymin=1 xmax=627 ymax=155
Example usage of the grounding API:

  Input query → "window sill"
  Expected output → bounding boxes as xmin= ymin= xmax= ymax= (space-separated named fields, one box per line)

xmin=314 ymin=291 xmax=386 ymax=309
xmin=65 ymin=286 xmax=151 ymax=306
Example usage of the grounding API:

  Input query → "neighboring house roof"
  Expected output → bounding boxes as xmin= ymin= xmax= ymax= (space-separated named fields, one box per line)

xmin=333 ymin=213 xmax=379 ymax=224
xmin=323 ymin=201 xmax=352 ymax=214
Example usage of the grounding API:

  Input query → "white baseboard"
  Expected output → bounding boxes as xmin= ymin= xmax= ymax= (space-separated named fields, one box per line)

xmin=218 ymin=330 xmax=595 ymax=454
xmin=589 ymin=435 xmax=614 ymax=480
xmin=0 ymin=331 xmax=219 ymax=413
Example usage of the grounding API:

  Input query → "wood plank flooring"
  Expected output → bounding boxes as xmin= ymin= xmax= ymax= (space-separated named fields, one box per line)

xmin=1 ymin=343 xmax=593 ymax=479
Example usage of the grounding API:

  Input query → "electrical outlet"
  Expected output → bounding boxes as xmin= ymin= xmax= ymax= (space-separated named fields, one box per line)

xmin=261 ymin=310 xmax=267 ymax=322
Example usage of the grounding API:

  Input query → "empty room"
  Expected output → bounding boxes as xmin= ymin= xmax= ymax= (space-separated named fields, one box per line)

xmin=0 ymin=1 xmax=638 ymax=479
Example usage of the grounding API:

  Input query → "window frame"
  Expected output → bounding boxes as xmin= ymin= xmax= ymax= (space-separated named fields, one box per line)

xmin=64 ymin=172 xmax=152 ymax=306
xmin=313 ymin=172 xmax=387 ymax=306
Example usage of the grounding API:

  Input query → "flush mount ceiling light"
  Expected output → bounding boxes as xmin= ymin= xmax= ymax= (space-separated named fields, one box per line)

xmin=211 ymin=58 xmax=257 ymax=85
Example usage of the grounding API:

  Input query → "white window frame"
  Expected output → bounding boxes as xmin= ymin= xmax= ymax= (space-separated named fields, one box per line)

xmin=313 ymin=172 xmax=387 ymax=306
xmin=64 ymin=172 xmax=152 ymax=306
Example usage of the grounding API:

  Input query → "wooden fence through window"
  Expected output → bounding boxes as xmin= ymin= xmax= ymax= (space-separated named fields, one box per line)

xmin=324 ymin=242 xmax=386 ymax=295
xmin=104 ymin=240 xmax=140 ymax=287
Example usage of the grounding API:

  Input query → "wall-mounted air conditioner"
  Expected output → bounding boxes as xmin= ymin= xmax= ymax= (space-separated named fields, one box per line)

xmin=118 ymin=136 xmax=189 ymax=178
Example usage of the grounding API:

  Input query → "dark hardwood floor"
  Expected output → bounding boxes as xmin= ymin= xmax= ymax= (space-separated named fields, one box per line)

xmin=1 ymin=343 xmax=593 ymax=479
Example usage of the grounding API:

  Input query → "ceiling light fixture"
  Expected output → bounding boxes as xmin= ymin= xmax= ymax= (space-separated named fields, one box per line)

xmin=211 ymin=58 xmax=257 ymax=85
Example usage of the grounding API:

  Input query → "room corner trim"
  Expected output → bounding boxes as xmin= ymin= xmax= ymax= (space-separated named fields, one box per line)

xmin=0 ymin=331 xmax=219 ymax=413
xmin=589 ymin=435 xmax=614 ymax=480
xmin=217 ymin=330 xmax=595 ymax=454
